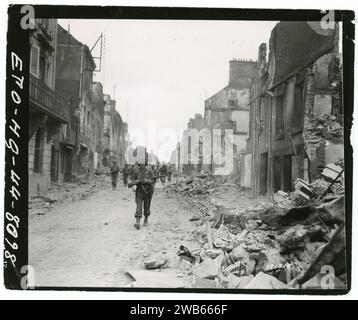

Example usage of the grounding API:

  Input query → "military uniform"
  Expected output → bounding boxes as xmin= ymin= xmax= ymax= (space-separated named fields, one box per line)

xmin=159 ymin=164 xmax=168 ymax=185
xmin=151 ymin=165 xmax=158 ymax=184
xmin=122 ymin=165 xmax=130 ymax=186
xmin=110 ymin=163 xmax=120 ymax=190
xmin=167 ymin=166 xmax=172 ymax=182
xmin=131 ymin=165 xmax=155 ymax=224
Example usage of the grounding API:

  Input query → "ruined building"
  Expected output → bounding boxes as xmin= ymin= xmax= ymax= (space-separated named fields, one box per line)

xmin=180 ymin=113 xmax=206 ymax=175
xmin=245 ymin=21 xmax=343 ymax=197
xmin=91 ymin=82 xmax=105 ymax=171
xmin=203 ymin=59 xmax=258 ymax=177
xmin=55 ymin=24 xmax=98 ymax=180
xmin=102 ymin=94 xmax=128 ymax=168
xmin=29 ymin=19 xmax=69 ymax=192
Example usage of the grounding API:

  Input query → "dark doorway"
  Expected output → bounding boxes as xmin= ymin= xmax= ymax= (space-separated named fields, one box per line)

xmin=273 ymin=156 xmax=282 ymax=192
xmin=50 ymin=145 xmax=59 ymax=182
xmin=63 ymin=148 xmax=73 ymax=182
xmin=283 ymin=155 xmax=292 ymax=192
xmin=259 ymin=152 xmax=268 ymax=195
xmin=34 ymin=128 xmax=44 ymax=173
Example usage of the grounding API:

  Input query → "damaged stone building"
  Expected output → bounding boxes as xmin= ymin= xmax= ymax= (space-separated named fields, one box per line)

xmin=55 ymin=24 xmax=99 ymax=180
xmin=102 ymin=94 xmax=129 ymax=168
xmin=29 ymin=19 xmax=69 ymax=192
xmin=30 ymin=21 xmax=129 ymax=189
xmin=204 ymin=59 xmax=258 ymax=177
xmin=91 ymin=82 xmax=105 ymax=172
xmin=245 ymin=21 xmax=343 ymax=197
xmin=179 ymin=113 xmax=206 ymax=175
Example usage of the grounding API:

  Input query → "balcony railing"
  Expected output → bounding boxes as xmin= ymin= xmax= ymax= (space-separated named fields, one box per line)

xmin=63 ymin=128 xmax=77 ymax=147
xmin=30 ymin=74 xmax=69 ymax=123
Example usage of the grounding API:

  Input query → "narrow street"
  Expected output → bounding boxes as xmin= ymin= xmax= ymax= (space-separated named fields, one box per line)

xmin=29 ymin=172 xmax=346 ymax=289
xmin=22 ymin=18 xmax=347 ymax=291
xmin=29 ymin=180 xmax=195 ymax=288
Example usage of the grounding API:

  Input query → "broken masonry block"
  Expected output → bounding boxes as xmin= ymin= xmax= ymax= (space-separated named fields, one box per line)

xmin=244 ymin=272 xmax=287 ymax=289
xmin=294 ymin=178 xmax=315 ymax=200
xmin=321 ymin=163 xmax=343 ymax=183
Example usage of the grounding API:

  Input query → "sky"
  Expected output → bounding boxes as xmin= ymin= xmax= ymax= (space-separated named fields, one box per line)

xmin=58 ymin=19 xmax=277 ymax=162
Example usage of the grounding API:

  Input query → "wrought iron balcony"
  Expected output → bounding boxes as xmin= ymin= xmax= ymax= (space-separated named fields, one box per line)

xmin=63 ymin=128 xmax=77 ymax=147
xmin=30 ymin=74 xmax=69 ymax=123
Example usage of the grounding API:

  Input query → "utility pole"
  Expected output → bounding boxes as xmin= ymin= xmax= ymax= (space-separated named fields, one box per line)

xmin=90 ymin=32 xmax=104 ymax=73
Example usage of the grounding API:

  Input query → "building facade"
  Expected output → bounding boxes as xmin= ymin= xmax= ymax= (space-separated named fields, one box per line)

xmin=245 ymin=21 xmax=343 ymax=197
xmin=91 ymin=82 xmax=105 ymax=172
xmin=102 ymin=94 xmax=129 ymax=168
xmin=203 ymin=59 xmax=257 ymax=178
xmin=29 ymin=19 xmax=69 ymax=193
xmin=55 ymin=24 xmax=97 ymax=180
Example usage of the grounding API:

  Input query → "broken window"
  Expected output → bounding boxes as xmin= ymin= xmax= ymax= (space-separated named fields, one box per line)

xmin=228 ymin=98 xmax=238 ymax=108
xmin=290 ymin=81 xmax=304 ymax=132
xmin=34 ymin=128 xmax=45 ymax=173
xmin=275 ymin=95 xmax=284 ymax=137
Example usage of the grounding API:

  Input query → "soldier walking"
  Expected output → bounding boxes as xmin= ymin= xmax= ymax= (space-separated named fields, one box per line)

xmin=122 ymin=164 xmax=130 ymax=187
xmin=110 ymin=160 xmax=120 ymax=190
xmin=128 ymin=159 xmax=155 ymax=230
xmin=159 ymin=163 xmax=168 ymax=185
xmin=167 ymin=164 xmax=172 ymax=183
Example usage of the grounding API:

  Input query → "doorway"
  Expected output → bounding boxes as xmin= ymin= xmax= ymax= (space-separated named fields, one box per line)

xmin=50 ymin=145 xmax=59 ymax=182
xmin=283 ymin=155 xmax=292 ymax=192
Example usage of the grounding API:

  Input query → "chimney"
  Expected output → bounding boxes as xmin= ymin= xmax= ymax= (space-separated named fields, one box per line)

xmin=229 ymin=59 xmax=258 ymax=85
xmin=258 ymin=43 xmax=267 ymax=66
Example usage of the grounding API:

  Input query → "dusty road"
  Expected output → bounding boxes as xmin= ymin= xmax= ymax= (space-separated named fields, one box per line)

xmin=29 ymin=180 xmax=195 ymax=288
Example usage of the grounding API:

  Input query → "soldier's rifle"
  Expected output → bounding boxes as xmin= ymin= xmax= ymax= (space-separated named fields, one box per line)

xmin=127 ymin=174 xmax=168 ymax=188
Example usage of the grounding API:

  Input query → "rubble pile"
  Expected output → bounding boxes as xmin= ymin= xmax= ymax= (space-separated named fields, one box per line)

xmin=29 ymin=175 xmax=108 ymax=215
xmin=305 ymin=114 xmax=343 ymax=143
xmin=172 ymin=163 xmax=346 ymax=289
xmin=164 ymin=175 xmax=227 ymax=218
xmin=181 ymin=198 xmax=345 ymax=289
xmin=165 ymin=175 xmax=227 ymax=197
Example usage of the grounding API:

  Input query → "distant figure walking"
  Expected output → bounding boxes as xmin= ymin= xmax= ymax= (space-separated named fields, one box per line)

xmin=159 ymin=163 xmax=168 ymax=185
xmin=167 ymin=164 xmax=172 ymax=183
xmin=110 ymin=160 xmax=120 ymax=190
xmin=121 ymin=164 xmax=130 ymax=187
xmin=128 ymin=160 xmax=155 ymax=230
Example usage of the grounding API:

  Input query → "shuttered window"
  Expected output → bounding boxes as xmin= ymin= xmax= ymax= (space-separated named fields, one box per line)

xmin=30 ymin=45 xmax=40 ymax=77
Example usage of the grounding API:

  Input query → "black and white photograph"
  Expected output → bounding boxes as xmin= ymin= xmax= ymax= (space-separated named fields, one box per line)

xmin=3 ymin=5 xmax=354 ymax=294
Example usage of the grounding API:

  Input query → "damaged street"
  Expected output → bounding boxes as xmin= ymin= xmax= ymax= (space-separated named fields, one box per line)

xmin=26 ymin=18 xmax=348 ymax=291
xmin=29 ymin=166 xmax=346 ymax=289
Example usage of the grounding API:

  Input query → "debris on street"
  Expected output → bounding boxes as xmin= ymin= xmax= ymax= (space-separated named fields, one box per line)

xmin=29 ymin=175 xmax=109 ymax=216
xmin=144 ymin=256 xmax=169 ymax=270
xmin=163 ymin=169 xmax=346 ymax=290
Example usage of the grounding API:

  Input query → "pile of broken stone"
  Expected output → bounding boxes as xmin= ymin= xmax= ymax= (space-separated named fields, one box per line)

xmin=164 ymin=175 xmax=228 ymax=218
xmin=149 ymin=164 xmax=346 ymax=290
xmin=304 ymin=114 xmax=343 ymax=144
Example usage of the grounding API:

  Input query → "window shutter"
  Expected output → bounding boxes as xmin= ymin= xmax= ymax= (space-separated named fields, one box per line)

xmin=30 ymin=45 xmax=40 ymax=77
